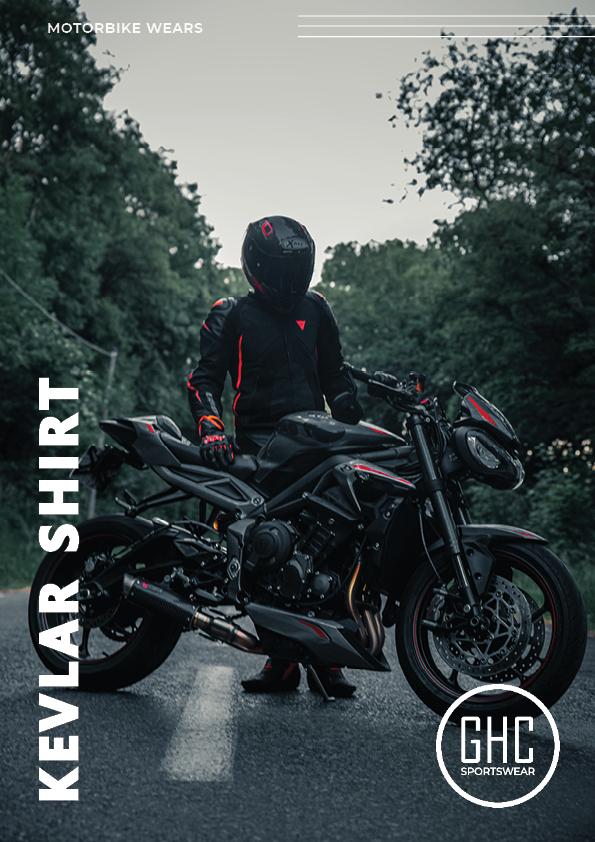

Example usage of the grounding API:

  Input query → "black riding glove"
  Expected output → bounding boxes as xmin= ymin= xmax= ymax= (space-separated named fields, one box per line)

xmin=368 ymin=370 xmax=400 ymax=398
xmin=200 ymin=434 xmax=235 ymax=469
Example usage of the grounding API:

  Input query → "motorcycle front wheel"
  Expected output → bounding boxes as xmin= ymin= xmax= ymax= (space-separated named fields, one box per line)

xmin=29 ymin=515 xmax=182 ymax=691
xmin=396 ymin=542 xmax=587 ymax=721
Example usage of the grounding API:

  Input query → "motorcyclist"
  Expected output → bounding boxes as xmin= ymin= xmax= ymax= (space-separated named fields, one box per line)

xmin=187 ymin=215 xmax=363 ymax=697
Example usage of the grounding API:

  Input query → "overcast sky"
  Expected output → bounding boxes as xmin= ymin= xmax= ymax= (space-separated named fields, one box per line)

xmin=78 ymin=0 xmax=595 ymax=280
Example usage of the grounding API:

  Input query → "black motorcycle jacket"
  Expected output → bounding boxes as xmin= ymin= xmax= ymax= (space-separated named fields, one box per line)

xmin=187 ymin=290 xmax=362 ymax=437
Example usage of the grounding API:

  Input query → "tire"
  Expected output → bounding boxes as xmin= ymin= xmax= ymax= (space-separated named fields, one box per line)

xmin=396 ymin=542 xmax=588 ymax=721
xmin=29 ymin=515 xmax=182 ymax=691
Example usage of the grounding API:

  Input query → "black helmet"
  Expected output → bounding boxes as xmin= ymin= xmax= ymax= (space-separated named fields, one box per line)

xmin=241 ymin=215 xmax=315 ymax=312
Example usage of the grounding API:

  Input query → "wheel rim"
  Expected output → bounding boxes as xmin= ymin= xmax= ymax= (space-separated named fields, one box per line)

xmin=411 ymin=550 xmax=558 ymax=704
xmin=37 ymin=531 xmax=147 ymax=665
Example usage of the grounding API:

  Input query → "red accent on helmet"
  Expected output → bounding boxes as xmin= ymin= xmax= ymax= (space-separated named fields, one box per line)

xmin=241 ymin=216 xmax=315 ymax=312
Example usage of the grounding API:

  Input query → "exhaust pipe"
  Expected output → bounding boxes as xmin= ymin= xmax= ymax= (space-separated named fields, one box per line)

xmin=122 ymin=574 xmax=263 ymax=653
xmin=344 ymin=561 xmax=385 ymax=658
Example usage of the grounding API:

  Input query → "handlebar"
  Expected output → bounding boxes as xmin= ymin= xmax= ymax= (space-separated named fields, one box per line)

xmin=345 ymin=363 xmax=426 ymax=392
xmin=343 ymin=363 xmax=429 ymax=414
xmin=344 ymin=363 xmax=375 ymax=384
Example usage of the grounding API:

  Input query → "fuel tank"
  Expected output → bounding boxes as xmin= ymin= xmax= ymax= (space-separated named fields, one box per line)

xmin=252 ymin=411 xmax=404 ymax=496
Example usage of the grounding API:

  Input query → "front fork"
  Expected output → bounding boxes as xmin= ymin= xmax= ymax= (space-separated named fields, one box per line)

xmin=408 ymin=415 xmax=487 ymax=631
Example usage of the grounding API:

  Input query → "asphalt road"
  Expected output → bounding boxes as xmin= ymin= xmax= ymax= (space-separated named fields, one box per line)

xmin=1 ymin=591 xmax=594 ymax=842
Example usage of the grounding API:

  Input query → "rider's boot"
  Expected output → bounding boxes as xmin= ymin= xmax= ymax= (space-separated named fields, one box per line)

xmin=306 ymin=665 xmax=356 ymax=698
xmin=241 ymin=658 xmax=301 ymax=693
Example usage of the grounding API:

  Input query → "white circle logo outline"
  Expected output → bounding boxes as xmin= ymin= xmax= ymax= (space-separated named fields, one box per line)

xmin=435 ymin=684 xmax=560 ymax=808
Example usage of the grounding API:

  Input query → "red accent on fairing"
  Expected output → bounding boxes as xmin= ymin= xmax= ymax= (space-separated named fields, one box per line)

xmin=202 ymin=320 xmax=210 ymax=332
xmin=147 ymin=424 xmax=155 ymax=433
xmin=297 ymin=620 xmax=330 ymax=640
xmin=360 ymin=422 xmax=392 ymax=436
xmin=468 ymin=397 xmax=497 ymax=426
xmin=352 ymin=464 xmax=415 ymax=487
xmin=296 ymin=320 xmax=306 ymax=331
xmin=233 ymin=335 xmax=243 ymax=415
xmin=510 ymin=529 xmax=541 ymax=539
xmin=261 ymin=220 xmax=273 ymax=237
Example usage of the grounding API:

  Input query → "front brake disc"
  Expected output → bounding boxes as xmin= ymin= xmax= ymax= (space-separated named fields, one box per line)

xmin=432 ymin=575 xmax=532 ymax=678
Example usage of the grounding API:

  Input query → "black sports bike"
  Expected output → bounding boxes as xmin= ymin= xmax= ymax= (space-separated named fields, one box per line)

xmin=29 ymin=368 xmax=587 ymax=718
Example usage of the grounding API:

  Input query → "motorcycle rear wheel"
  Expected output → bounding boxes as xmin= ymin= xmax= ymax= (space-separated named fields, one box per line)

xmin=29 ymin=515 xmax=182 ymax=691
xmin=396 ymin=542 xmax=587 ymax=721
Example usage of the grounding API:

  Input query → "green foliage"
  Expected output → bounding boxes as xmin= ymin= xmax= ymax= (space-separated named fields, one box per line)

xmin=318 ymin=239 xmax=449 ymax=430
xmin=319 ymin=16 xmax=595 ymax=619
xmin=430 ymin=199 xmax=594 ymax=447
xmin=0 ymin=0 xmax=230 ymax=587
xmin=395 ymin=12 xmax=595 ymax=206
xmin=466 ymin=454 xmax=595 ymax=627
xmin=0 ymin=0 xmax=222 ymax=470
xmin=393 ymin=12 xmax=595 ymax=448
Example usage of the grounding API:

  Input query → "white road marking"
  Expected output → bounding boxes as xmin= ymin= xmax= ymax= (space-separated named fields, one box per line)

xmin=160 ymin=665 xmax=236 ymax=782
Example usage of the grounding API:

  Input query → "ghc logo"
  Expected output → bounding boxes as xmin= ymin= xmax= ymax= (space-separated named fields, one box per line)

xmin=436 ymin=685 xmax=560 ymax=808
xmin=461 ymin=716 xmax=535 ymax=767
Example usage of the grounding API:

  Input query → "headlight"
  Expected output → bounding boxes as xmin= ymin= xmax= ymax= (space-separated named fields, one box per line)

xmin=452 ymin=428 xmax=524 ymax=490
xmin=467 ymin=434 xmax=501 ymax=470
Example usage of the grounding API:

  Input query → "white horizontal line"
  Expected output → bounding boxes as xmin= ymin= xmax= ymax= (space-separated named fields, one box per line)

xmin=297 ymin=13 xmax=588 ymax=17
xmin=297 ymin=24 xmax=585 ymax=27
xmin=298 ymin=35 xmax=595 ymax=38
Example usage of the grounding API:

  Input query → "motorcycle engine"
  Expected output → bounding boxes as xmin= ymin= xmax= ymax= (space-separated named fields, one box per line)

xmin=244 ymin=513 xmax=345 ymax=604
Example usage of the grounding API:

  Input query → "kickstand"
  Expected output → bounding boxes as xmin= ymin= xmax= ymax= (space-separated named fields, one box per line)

xmin=305 ymin=664 xmax=335 ymax=703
